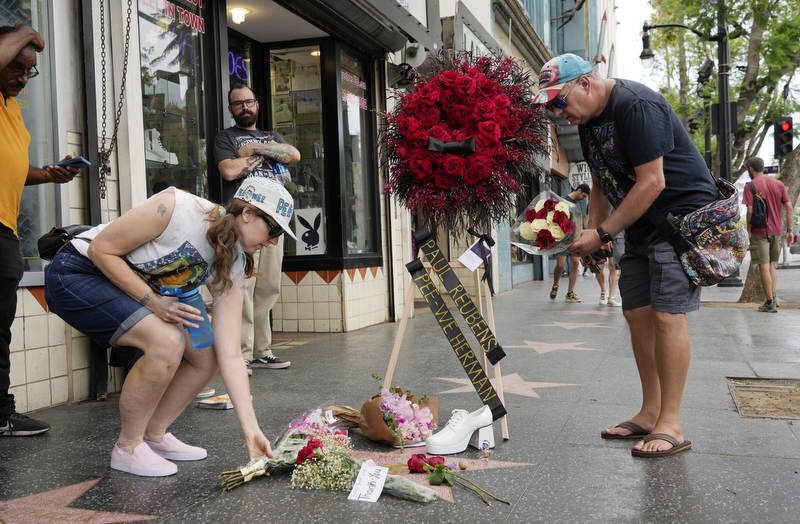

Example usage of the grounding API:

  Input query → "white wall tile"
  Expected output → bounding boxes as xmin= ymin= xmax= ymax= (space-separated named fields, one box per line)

xmin=328 ymin=303 xmax=342 ymax=320
xmin=297 ymin=285 xmax=313 ymax=303
xmin=49 ymin=344 xmax=68 ymax=377
xmin=22 ymin=289 xmax=46 ymax=316
xmin=26 ymin=380 xmax=51 ymax=411
xmin=73 ymin=368 xmax=91 ymax=401
xmin=51 ymin=376 xmax=69 ymax=405
xmin=315 ymin=319 xmax=330 ymax=332
xmin=282 ymin=302 xmax=298 ymax=320
xmin=282 ymin=320 xmax=298 ymax=332
xmin=72 ymin=336 xmax=92 ymax=370
xmin=328 ymin=284 xmax=340 ymax=302
xmin=312 ymin=284 xmax=328 ymax=302
xmin=9 ymin=352 xmax=25 ymax=387
xmin=272 ymin=319 xmax=283 ymax=332
xmin=9 ymin=318 xmax=23 ymax=352
xmin=297 ymin=303 xmax=313 ymax=320
xmin=24 ymin=315 xmax=49 ymax=349
xmin=282 ymin=286 xmax=298 ymax=303
xmin=273 ymin=303 xmax=283 ymax=320
xmin=9 ymin=385 xmax=26 ymax=412
xmin=25 ymin=348 xmax=50 ymax=383
xmin=48 ymin=314 xmax=66 ymax=346
xmin=313 ymin=302 xmax=328 ymax=320
xmin=298 ymin=319 xmax=313 ymax=331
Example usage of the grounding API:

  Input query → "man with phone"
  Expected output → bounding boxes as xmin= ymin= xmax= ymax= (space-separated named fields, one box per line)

xmin=1 ymin=23 xmax=81 ymax=436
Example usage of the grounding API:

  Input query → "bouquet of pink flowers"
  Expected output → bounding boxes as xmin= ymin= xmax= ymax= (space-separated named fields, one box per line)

xmin=370 ymin=374 xmax=436 ymax=449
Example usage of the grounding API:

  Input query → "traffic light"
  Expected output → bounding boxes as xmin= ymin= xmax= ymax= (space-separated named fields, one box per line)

xmin=774 ymin=116 xmax=794 ymax=159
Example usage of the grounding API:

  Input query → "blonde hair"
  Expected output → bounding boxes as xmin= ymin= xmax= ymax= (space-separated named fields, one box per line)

xmin=204 ymin=200 xmax=257 ymax=294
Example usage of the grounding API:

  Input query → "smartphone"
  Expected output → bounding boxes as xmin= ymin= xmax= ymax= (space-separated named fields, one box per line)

xmin=44 ymin=156 xmax=91 ymax=169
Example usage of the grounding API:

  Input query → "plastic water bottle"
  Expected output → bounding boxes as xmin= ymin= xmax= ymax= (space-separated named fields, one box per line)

xmin=162 ymin=287 xmax=215 ymax=349
xmin=268 ymin=158 xmax=290 ymax=185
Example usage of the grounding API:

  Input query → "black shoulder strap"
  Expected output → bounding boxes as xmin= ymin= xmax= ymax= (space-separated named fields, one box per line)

xmin=587 ymin=128 xmax=695 ymax=255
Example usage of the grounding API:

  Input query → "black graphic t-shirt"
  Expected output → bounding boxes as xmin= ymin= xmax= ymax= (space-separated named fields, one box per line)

xmin=578 ymin=79 xmax=717 ymax=244
xmin=213 ymin=127 xmax=290 ymax=203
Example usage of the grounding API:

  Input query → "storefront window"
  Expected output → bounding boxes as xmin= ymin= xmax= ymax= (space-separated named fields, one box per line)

xmin=270 ymin=46 xmax=324 ymax=257
xmin=228 ymin=33 xmax=253 ymax=123
xmin=9 ymin=1 xmax=55 ymax=273
xmin=340 ymin=49 xmax=376 ymax=254
xmin=138 ymin=0 xmax=209 ymax=198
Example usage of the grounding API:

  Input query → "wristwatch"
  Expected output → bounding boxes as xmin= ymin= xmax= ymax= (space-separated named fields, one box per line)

xmin=596 ymin=227 xmax=613 ymax=244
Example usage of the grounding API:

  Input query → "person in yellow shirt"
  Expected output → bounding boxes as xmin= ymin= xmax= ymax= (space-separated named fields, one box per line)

xmin=1 ymin=23 xmax=80 ymax=436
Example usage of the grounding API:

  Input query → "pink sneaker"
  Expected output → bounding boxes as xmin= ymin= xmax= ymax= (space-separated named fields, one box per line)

xmin=110 ymin=443 xmax=177 ymax=477
xmin=145 ymin=432 xmax=207 ymax=461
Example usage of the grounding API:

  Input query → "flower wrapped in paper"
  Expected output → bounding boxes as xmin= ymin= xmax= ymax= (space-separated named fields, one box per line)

xmin=512 ymin=190 xmax=583 ymax=256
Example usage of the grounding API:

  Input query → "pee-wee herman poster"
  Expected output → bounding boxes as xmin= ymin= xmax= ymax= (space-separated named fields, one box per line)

xmin=295 ymin=208 xmax=324 ymax=255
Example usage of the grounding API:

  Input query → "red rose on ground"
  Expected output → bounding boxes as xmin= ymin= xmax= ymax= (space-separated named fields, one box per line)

xmin=408 ymin=454 xmax=427 ymax=473
xmin=552 ymin=210 xmax=569 ymax=225
xmin=537 ymin=229 xmax=555 ymax=249
xmin=543 ymin=199 xmax=557 ymax=212
xmin=560 ymin=220 xmax=576 ymax=234
xmin=425 ymin=456 xmax=445 ymax=467
xmin=525 ymin=209 xmax=536 ymax=222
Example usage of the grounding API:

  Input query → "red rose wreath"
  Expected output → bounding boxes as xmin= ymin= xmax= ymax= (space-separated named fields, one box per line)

xmin=381 ymin=51 xmax=551 ymax=234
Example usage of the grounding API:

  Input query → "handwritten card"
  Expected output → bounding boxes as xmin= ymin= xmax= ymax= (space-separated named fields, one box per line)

xmin=347 ymin=460 xmax=389 ymax=502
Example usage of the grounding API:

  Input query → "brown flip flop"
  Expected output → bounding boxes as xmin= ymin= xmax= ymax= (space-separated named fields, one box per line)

xmin=631 ymin=433 xmax=692 ymax=458
xmin=601 ymin=420 xmax=649 ymax=440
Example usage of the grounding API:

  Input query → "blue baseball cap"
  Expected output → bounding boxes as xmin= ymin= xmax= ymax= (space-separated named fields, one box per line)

xmin=532 ymin=54 xmax=594 ymax=106
xmin=234 ymin=177 xmax=298 ymax=241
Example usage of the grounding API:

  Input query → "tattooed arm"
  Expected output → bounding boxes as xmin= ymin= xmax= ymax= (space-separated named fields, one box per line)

xmin=237 ymin=141 xmax=301 ymax=164
xmin=218 ymin=141 xmax=301 ymax=182
xmin=87 ymin=190 xmax=180 ymax=321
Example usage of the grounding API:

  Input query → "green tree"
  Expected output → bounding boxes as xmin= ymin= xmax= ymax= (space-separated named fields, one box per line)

xmin=647 ymin=0 xmax=800 ymax=301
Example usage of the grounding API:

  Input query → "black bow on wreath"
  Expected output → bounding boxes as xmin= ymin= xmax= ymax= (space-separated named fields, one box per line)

xmin=467 ymin=227 xmax=495 ymax=296
xmin=427 ymin=137 xmax=476 ymax=155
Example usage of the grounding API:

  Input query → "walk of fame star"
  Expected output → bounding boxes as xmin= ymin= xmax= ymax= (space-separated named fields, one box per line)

xmin=505 ymin=340 xmax=602 ymax=354
xmin=436 ymin=373 xmax=580 ymax=399
xmin=0 ymin=479 xmax=156 ymax=523
xmin=350 ymin=444 xmax=532 ymax=502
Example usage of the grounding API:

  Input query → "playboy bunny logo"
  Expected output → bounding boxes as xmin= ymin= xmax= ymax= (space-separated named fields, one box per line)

xmin=298 ymin=212 xmax=321 ymax=250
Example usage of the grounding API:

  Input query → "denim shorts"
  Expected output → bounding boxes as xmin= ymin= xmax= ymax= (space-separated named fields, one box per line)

xmin=44 ymin=243 xmax=151 ymax=346
xmin=618 ymin=234 xmax=701 ymax=314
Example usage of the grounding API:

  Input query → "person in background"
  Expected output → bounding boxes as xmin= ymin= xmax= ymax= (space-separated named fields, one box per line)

xmin=214 ymin=83 xmax=301 ymax=374
xmin=1 ymin=23 xmax=81 ymax=436
xmin=742 ymin=156 xmax=793 ymax=313
xmin=550 ymin=184 xmax=591 ymax=303
xmin=45 ymin=178 xmax=297 ymax=476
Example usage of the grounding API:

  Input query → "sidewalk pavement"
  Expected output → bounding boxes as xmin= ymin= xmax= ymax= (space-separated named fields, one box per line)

xmin=2 ymin=253 xmax=800 ymax=523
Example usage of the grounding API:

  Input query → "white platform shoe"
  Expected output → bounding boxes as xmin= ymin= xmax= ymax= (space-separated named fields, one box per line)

xmin=425 ymin=405 xmax=495 ymax=455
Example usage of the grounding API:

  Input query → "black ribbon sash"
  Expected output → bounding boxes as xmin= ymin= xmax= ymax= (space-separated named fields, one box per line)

xmin=406 ymin=258 xmax=507 ymax=421
xmin=413 ymin=227 xmax=506 ymax=365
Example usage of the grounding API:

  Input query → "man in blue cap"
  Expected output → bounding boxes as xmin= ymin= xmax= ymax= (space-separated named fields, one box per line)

xmin=534 ymin=53 xmax=717 ymax=458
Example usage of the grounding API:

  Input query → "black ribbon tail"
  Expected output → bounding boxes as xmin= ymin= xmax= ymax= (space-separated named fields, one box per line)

xmin=406 ymin=257 xmax=506 ymax=420
xmin=427 ymin=137 xmax=477 ymax=156
xmin=467 ymin=227 xmax=495 ymax=296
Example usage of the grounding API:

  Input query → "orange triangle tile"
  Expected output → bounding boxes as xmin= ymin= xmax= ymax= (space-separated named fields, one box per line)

xmin=358 ymin=267 xmax=367 ymax=280
xmin=370 ymin=267 xmax=378 ymax=279
xmin=286 ymin=271 xmax=309 ymax=285
xmin=27 ymin=286 xmax=49 ymax=313
xmin=346 ymin=269 xmax=356 ymax=281
xmin=319 ymin=270 xmax=338 ymax=285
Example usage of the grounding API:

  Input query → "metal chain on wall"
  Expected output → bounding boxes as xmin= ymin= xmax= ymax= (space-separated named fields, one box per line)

xmin=98 ymin=0 xmax=133 ymax=199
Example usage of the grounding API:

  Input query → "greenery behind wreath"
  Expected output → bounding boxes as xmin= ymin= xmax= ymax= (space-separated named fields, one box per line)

xmin=379 ymin=50 xmax=552 ymax=235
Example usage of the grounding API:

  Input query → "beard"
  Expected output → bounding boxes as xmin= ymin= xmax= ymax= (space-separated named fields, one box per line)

xmin=233 ymin=108 xmax=258 ymax=128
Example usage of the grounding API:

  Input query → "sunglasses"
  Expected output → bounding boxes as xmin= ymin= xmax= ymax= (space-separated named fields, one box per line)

xmin=547 ymin=78 xmax=580 ymax=111
xmin=259 ymin=214 xmax=285 ymax=238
